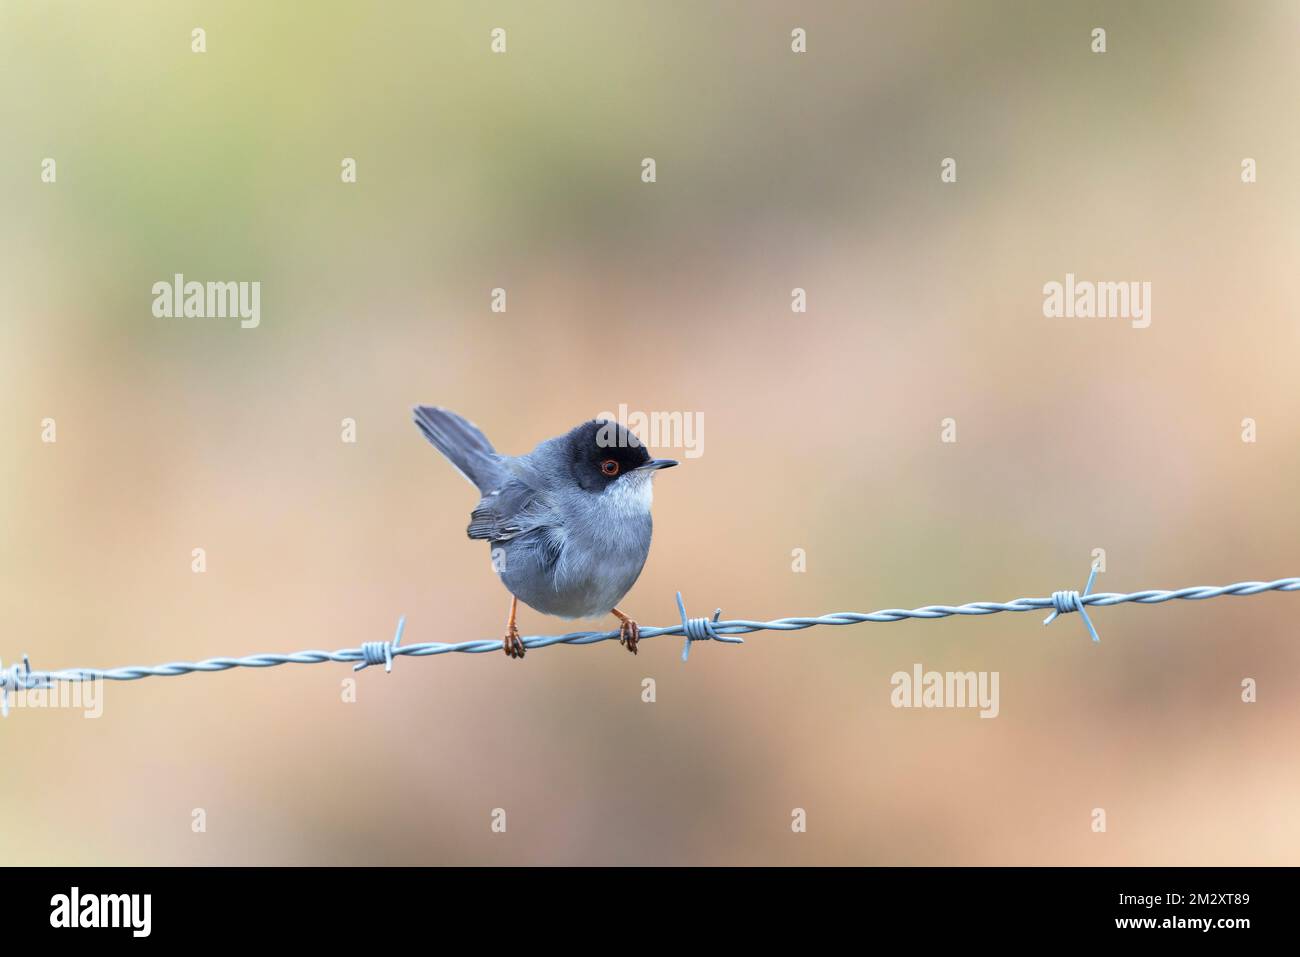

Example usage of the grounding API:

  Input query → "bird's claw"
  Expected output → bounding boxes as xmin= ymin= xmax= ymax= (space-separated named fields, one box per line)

xmin=503 ymin=622 xmax=525 ymax=659
xmin=618 ymin=617 xmax=639 ymax=655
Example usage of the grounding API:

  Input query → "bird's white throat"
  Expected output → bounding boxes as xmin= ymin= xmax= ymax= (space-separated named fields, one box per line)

xmin=601 ymin=470 xmax=654 ymax=519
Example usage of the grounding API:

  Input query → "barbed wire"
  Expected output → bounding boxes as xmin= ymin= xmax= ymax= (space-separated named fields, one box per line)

xmin=3 ymin=569 xmax=1298 ymax=716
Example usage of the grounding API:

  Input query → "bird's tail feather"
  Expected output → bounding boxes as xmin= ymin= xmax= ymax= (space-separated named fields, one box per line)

xmin=412 ymin=406 xmax=505 ymax=493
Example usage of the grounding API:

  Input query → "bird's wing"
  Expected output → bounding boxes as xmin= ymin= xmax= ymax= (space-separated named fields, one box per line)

xmin=467 ymin=479 xmax=559 ymax=544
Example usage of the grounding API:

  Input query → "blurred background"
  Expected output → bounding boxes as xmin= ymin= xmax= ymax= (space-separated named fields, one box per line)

xmin=2 ymin=0 xmax=1299 ymax=865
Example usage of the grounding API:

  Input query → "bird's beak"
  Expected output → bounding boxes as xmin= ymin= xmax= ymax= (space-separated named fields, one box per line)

xmin=638 ymin=458 xmax=678 ymax=471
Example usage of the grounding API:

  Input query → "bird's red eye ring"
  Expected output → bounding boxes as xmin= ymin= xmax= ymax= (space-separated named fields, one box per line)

xmin=600 ymin=459 xmax=620 ymax=476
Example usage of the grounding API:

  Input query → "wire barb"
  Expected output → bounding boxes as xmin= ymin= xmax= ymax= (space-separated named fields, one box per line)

xmin=1043 ymin=566 xmax=1102 ymax=642
xmin=354 ymin=616 xmax=405 ymax=673
xmin=0 ymin=655 xmax=53 ymax=718
xmin=676 ymin=592 xmax=743 ymax=662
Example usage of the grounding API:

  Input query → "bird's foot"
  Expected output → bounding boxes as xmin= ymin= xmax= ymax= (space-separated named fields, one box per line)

xmin=502 ymin=596 xmax=525 ymax=659
xmin=612 ymin=609 xmax=639 ymax=655
xmin=503 ymin=621 xmax=525 ymax=659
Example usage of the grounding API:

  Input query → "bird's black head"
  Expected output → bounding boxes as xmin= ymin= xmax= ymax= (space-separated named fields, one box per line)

xmin=566 ymin=420 xmax=678 ymax=493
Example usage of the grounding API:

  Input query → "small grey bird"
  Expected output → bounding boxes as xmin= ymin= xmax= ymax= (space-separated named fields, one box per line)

xmin=413 ymin=406 xmax=678 ymax=658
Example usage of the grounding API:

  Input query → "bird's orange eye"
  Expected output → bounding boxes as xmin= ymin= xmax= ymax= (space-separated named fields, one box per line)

xmin=600 ymin=459 xmax=620 ymax=476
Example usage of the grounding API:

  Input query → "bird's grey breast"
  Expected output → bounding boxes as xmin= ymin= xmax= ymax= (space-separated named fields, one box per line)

xmin=496 ymin=470 xmax=655 ymax=618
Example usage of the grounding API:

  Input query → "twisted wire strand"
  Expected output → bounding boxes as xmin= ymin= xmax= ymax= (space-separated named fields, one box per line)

xmin=3 ymin=576 xmax=1297 ymax=710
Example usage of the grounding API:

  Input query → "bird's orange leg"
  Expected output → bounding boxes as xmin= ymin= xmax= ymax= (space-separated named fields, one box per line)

xmin=503 ymin=596 xmax=525 ymax=659
xmin=611 ymin=607 xmax=639 ymax=655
